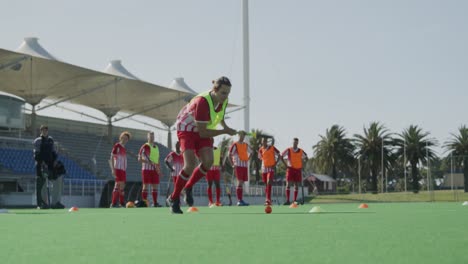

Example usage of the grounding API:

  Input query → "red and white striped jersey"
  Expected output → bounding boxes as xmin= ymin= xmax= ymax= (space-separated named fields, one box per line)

xmin=165 ymin=151 xmax=184 ymax=177
xmin=111 ymin=143 xmax=127 ymax=171
xmin=138 ymin=144 xmax=157 ymax=171
xmin=281 ymin=148 xmax=308 ymax=167
xmin=175 ymin=96 xmax=223 ymax=132
xmin=229 ymin=142 xmax=252 ymax=168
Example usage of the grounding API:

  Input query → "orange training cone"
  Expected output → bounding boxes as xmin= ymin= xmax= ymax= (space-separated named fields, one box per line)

xmin=187 ymin=206 xmax=199 ymax=213
xmin=359 ymin=203 xmax=369 ymax=209
xmin=289 ymin=203 xmax=298 ymax=208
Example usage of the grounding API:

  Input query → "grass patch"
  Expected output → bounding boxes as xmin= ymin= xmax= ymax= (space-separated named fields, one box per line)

xmin=311 ymin=190 xmax=468 ymax=203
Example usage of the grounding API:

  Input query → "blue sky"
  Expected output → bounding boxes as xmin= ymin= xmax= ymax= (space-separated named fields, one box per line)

xmin=1 ymin=0 xmax=467 ymax=155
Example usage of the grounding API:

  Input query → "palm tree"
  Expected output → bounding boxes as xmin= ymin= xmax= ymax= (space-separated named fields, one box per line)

xmin=445 ymin=125 xmax=468 ymax=192
xmin=354 ymin=122 xmax=393 ymax=194
xmin=394 ymin=125 xmax=437 ymax=193
xmin=313 ymin=125 xmax=355 ymax=179
xmin=249 ymin=129 xmax=265 ymax=183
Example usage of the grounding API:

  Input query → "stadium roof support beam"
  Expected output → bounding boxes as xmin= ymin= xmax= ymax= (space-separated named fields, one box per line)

xmin=36 ymin=77 xmax=122 ymax=111
xmin=112 ymin=96 xmax=185 ymax=123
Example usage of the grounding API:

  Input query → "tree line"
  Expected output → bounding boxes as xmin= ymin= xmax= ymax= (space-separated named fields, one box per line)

xmin=219 ymin=122 xmax=468 ymax=194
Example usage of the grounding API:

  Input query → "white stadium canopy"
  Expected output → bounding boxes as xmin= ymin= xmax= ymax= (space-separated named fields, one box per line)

xmin=0 ymin=37 xmax=194 ymax=146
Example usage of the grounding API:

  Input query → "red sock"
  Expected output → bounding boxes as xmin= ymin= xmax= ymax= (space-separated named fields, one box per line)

xmin=119 ymin=191 xmax=125 ymax=205
xmin=207 ymin=186 xmax=213 ymax=203
xmin=171 ymin=171 xmax=189 ymax=200
xmin=293 ymin=188 xmax=298 ymax=202
xmin=215 ymin=187 xmax=221 ymax=203
xmin=236 ymin=186 xmax=243 ymax=200
xmin=267 ymin=184 xmax=272 ymax=201
xmin=286 ymin=188 xmax=291 ymax=202
xmin=265 ymin=185 xmax=269 ymax=201
xmin=111 ymin=188 xmax=119 ymax=205
xmin=185 ymin=166 xmax=208 ymax=189
xmin=152 ymin=190 xmax=158 ymax=204
xmin=142 ymin=190 xmax=148 ymax=200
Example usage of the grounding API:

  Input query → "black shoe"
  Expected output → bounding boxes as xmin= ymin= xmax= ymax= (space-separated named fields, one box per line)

xmin=110 ymin=203 xmax=120 ymax=208
xmin=37 ymin=203 xmax=50 ymax=209
xmin=237 ymin=200 xmax=249 ymax=206
xmin=283 ymin=201 xmax=291 ymax=206
xmin=167 ymin=197 xmax=183 ymax=214
xmin=153 ymin=203 xmax=162 ymax=208
xmin=51 ymin=202 xmax=65 ymax=209
xmin=184 ymin=188 xmax=194 ymax=207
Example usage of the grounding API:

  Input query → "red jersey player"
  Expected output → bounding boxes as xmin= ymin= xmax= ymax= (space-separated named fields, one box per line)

xmin=109 ymin=131 xmax=130 ymax=208
xmin=164 ymin=141 xmax=184 ymax=185
xmin=281 ymin=138 xmax=308 ymax=205
xmin=228 ymin=131 xmax=252 ymax=206
xmin=258 ymin=137 xmax=281 ymax=206
xmin=166 ymin=76 xmax=237 ymax=214
xmin=138 ymin=131 xmax=162 ymax=207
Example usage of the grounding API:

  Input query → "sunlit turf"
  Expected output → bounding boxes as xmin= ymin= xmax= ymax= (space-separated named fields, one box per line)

xmin=1 ymin=202 xmax=467 ymax=264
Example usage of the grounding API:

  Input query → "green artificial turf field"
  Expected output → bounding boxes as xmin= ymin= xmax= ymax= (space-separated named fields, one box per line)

xmin=1 ymin=203 xmax=467 ymax=264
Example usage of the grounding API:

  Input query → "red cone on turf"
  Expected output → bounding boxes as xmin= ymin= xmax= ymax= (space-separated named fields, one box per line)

xmin=359 ymin=203 xmax=369 ymax=209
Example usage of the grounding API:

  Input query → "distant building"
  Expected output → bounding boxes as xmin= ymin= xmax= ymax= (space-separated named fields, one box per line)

xmin=442 ymin=173 xmax=464 ymax=188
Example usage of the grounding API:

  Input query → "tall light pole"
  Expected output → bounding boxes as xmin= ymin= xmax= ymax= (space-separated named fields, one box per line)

xmin=242 ymin=0 xmax=250 ymax=133
xmin=450 ymin=152 xmax=453 ymax=191
xmin=404 ymin=140 xmax=407 ymax=192
xmin=381 ymin=137 xmax=384 ymax=193
xmin=426 ymin=140 xmax=430 ymax=193
xmin=242 ymin=0 xmax=251 ymax=192
xmin=358 ymin=157 xmax=361 ymax=194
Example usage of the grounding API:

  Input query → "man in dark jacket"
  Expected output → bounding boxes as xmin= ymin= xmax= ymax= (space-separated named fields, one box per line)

xmin=33 ymin=125 xmax=65 ymax=209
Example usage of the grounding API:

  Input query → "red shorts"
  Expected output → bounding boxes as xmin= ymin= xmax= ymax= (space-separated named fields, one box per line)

xmin=114 ymin=169 xmax=126 ymax=182
xmin=206 ymin=170 xmax=221 ymax=182
xmin=235 ymin=166 xmax=248 ymax=182
xmin=177 ymin=131 xmax=214 ymax=154
xmin=142 ymin=170 xmax=160 ymax=184
xmin=286 ymin=168 xmax=302 ymax=182
xmin=262 ymin=172 xmax=274 ymax=184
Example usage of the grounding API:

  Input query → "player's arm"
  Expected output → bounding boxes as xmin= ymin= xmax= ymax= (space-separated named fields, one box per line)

xmin=33 ymin=138 xmax=41 ymax=162
xmin=228 ymin=144 xmax=236 ymax=167
xmin=109 ymin=153 xmax=115 ymax=176
xmin=137 ymin=147 xmax=144 ymax=163
xmin=302 ymin=150 xmax=309 ymax=167
xmin=280 ymin=149 xmax=289 ymax=167
xmin=274 ymin=147 xmax=281 ymax=166
xmin=165 ymin=161 xmax=174 ymax=172
xmin=51 ymin=138 xmax=58 ymax=164
xmin=197 ymin=121 xmax=237 ymax=138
